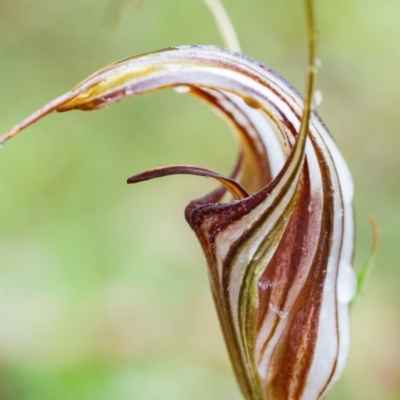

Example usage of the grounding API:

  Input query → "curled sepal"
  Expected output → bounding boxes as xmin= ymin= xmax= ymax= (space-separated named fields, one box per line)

xmin=1 ymin=45 xmax=356 ymax=400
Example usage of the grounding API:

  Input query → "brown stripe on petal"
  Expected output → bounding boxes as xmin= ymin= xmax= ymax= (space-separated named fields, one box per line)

xmin=255 ymin=161 xmax=319 ymax=349
xmin=190 ymin=87 xmax=272 ymax=193
xmin=185 ymin=173 xmax=301 ymax=400
xmin=266 ymin=150 xmax=336 ymax=400
xmin=186 ymin=200 xmax=263 ymax=399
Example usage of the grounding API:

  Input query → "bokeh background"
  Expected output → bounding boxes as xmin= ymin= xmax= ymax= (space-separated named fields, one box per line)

xmin=0 ymin=0 xmax=399 ymax=399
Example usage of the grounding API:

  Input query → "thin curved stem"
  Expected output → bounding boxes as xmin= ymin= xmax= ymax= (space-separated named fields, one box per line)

xmin=202 ymin=0 xmax=241 ymax=52
xmin=298 ymin=0 xmax=317 ymax=149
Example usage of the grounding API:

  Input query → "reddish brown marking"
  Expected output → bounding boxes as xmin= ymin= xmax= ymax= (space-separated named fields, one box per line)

xmin=266 ymin=151 xmax=335 ymax=400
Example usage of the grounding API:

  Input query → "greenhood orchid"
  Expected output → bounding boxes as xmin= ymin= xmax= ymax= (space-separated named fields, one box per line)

xmin=0 ymin=1 xmax=356 ymax=399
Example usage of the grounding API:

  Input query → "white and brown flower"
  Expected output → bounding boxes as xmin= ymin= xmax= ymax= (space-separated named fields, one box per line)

xmin=0 ymin=6 xmax=356 ymax=400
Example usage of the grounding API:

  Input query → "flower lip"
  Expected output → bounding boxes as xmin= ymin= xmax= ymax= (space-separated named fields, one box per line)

xmin=127 ymin=164 xmax=250 ymax=201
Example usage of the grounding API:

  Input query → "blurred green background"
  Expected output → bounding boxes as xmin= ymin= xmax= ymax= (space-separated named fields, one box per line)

xmin=0 ymin=0 xmax=399 ymax=399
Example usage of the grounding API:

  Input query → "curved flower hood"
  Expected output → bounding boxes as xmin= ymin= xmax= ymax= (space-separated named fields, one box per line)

xmin=1 ymin=45 xmax=356 ymax=400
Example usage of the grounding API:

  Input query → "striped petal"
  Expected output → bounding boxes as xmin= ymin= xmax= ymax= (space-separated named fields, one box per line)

xmin=0 ymin=45 xmax=355 ymax=400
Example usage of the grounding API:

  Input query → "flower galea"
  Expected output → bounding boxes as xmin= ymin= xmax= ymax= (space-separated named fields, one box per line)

xmin=0 ymin=1 xmax=356 ymax=399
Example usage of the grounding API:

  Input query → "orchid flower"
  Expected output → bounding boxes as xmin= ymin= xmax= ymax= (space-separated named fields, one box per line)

xmin=0 ymin=0 xmax=356 ymax=399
